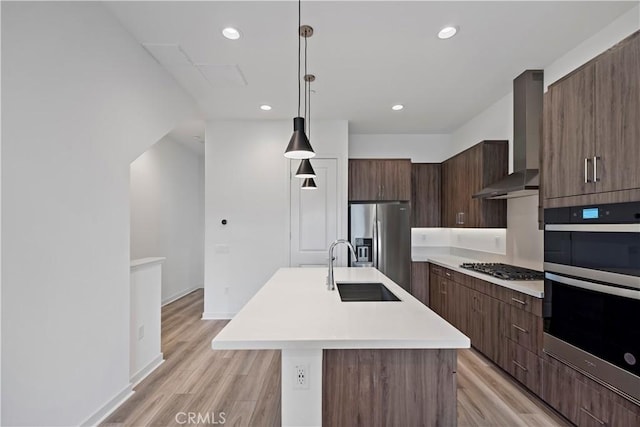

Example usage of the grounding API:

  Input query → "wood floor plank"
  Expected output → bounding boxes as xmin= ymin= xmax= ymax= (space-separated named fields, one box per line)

xmin=102 ymin=288 xmax=570 ymax=427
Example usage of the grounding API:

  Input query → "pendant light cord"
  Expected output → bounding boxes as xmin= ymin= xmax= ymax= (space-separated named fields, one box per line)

xmin=304 ymin=34 xmax=308 ymax=133
xmin=308 ymin=78 xmax=312 ymax=140
xmin=297 ymin=0 xmax=301 ymax=118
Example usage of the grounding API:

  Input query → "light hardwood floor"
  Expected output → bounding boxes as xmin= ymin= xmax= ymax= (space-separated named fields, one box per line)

xmin=102 ymin=289 xmax=571 ymax=426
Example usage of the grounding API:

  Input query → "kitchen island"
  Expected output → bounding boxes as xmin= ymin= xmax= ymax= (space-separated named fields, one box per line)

xmin=211 ymin=267 xmax=470 ymax=426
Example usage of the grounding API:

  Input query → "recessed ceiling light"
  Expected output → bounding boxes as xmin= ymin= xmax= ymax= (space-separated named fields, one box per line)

xmin=222 ymin=27 xmax=241 ymax=40
xmin=438 ymin=26 xmax=458 ymax=40
xmin=260 ymin=104 xmax=272 ymax=111
xmin=392 ymin=104 xmax=404 ymax=111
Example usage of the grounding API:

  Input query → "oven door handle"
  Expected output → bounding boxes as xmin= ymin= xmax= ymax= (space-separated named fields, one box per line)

xmin=545 ymin=272 xmax=640 ymax=300
xmin=544 ymin=224 xmax=640 ymax=232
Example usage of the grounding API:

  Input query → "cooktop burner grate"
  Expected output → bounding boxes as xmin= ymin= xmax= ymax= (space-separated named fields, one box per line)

xmin=459 ymin=263 xmax=544 ymax=281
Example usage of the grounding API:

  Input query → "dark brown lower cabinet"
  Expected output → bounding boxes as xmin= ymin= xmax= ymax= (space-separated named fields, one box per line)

xmin=507 ymin=306 xmax=542 ymax=355
xmin=467 ymin=289 xmax=501 ymax=363
xmin=322 ymin=349 xmax=457 ymax=426
xmin=427 ymin=263 xmax=640 ymax=426
xmin=506 ymin=339 xmax=542 ymax=396
xmin=541 ymin=358 xmax=580 ymax=423
xmin=541 ymin=356 xmax=640 ymax=426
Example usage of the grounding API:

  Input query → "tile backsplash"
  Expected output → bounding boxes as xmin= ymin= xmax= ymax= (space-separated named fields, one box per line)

xmin=412 ymin=227 xmax=507 ymax=255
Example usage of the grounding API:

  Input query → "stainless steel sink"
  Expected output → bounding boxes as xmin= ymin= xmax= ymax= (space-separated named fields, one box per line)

xmin=336 ymin=282 xmax=400 ymax=302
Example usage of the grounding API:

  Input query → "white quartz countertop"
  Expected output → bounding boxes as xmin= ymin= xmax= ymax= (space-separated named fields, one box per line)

xmin=424 ymin=254 xmax=544 ymax=298
xmin=211 ymin=267 xmax=470 ymax=351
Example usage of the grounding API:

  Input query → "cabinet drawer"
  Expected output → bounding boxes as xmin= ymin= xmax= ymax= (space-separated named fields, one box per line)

xmin=577 ymin=372 xmax=640 ymax=427
xmin=507 ymin=306 xmax=542 ymax=354
xmin=429 ymin=265 xmax=462 ymax=283
xmin=500 ymin=288 xmax=542 ymax=316
xmin=430 ymin=264 xmax=445 ymax=277
xmin=507 ymin=339 xmax=541 ymax=396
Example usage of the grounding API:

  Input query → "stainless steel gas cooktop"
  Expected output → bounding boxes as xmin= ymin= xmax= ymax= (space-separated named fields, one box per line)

xmin=460 ymin=263 xmax=544 ymax=281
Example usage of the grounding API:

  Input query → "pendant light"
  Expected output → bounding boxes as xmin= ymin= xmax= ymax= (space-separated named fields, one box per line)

xmin=295 ymin=159 xmax=316 ymax=178
xmin=301 ymin=177 xmax=317 ymax=189
xmin=284 ymin=1 xmax=315 ymax=159
xmin=296 ymin=64 xmax=317 ymax=179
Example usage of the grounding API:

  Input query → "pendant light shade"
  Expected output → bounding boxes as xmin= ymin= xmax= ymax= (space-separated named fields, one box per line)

xmin=295 ymin=158 xmax=316 ymax=179
xmin=284 ymin=117 xmax=315 ymax=159
xmin=301 ymin=178 xmax=317 ymax=189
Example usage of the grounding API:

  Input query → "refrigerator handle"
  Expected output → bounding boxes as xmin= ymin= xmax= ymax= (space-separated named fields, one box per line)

xmin=376 ymin=219 xmax=382 ymax=270
xmin=372 ymin=214 xmax=378 ymax=268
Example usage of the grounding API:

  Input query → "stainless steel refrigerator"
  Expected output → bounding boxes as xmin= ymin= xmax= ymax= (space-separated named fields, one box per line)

xmin=349 ymin=202 xmax=411 ymax=291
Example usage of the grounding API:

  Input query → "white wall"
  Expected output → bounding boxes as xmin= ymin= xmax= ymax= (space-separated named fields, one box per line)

xmin=204 ymin=120 xmax=348 ymax=319
xmin=545 ymin=5 xmax=640 ymax=90
xmin=1 ymin=3 xmax=198 ymax=426
xmin=450 ymin=94 xmax=514 ymax=171
xmin=445 ymin=5 xmax=639 ymax=269
xmin=349 ymin=133 xmax=452 ymax=162
xmin=447 ymin=93 xmax=540 ymax=267
xmin=130 ymin=136 xmax=204 ymax=304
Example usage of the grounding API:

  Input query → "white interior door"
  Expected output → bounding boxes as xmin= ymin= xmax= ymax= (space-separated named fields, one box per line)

xmin=290 ymin=158 xmax=338 ymax=267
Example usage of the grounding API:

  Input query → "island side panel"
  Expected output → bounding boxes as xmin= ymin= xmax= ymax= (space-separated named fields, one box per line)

xmin=322 ymin=348 xmax=457 ymax=426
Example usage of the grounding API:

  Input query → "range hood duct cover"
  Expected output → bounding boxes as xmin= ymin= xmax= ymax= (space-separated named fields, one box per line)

xmin=473 ymin=70 xmax=543 ymax=200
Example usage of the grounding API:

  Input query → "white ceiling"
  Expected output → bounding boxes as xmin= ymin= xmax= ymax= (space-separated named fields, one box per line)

xmin=108 ymin=1 xmax=636 ymax=136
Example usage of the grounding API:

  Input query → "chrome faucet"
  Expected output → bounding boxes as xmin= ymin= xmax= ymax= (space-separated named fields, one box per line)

xmin=327 ymin=239 xmax=357 ymax=291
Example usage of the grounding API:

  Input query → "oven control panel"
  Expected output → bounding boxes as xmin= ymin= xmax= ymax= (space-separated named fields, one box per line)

xmin=545 ymin=201 xmax=640 ymax=224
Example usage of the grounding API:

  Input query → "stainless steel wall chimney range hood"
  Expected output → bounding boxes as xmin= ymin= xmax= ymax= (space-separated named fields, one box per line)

xmin=473 ymin=70 xmax=543 ymax=199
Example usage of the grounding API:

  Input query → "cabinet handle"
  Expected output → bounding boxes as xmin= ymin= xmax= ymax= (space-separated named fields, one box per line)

xmin=511 ymin=297 xmax=527 ymax=306
xmin=512 ymin=324 xmax=528 ymax=334
xmin=593 ymin=156 xmax=600 ymax=183
xmin=584 ymin=158 xmax=590 ymax=183
xmin=445 ymin=272 xmax=451 ymax=278
xmin=512 ymin=360 xmax=528 ymax=372
xmin=580 ymin=407 xmax=606 ymax=426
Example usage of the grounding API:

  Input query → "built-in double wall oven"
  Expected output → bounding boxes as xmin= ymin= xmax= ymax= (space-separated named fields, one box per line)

xmin=544 ymin=201 xmax=640 ymax=403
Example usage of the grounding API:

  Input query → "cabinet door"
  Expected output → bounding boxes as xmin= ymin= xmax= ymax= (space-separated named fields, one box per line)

xmin=541 ymin=359 xmax=580 ymax=424
xmin=451 ymin=152 xmax=471 ymax=227
xmin=429 ymin=272 xmax=441 ymax=314
xmin=441 ymin=160 xmax=455 ymax=227
xmin=411 ymin=163 xmax=441 ymax=227
xmin=380 ymin=159 xmax=411 ymax=201
xmin=544 ymin=64 xmax=596 ymax=199
xmin=348 ymin=159 xmax=380 ymax=201
xmin=465 ymin=145 xmax=483 ymax=228
xmin=411 ymin=262 xmax=429 ymax=306
xmin=595 ymin=32 xmax=640 ymax=193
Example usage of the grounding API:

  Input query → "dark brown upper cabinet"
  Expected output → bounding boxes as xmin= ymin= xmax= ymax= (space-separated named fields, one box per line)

xmin=411 ymin=163 xmax=441 ymax=227
xmin=543 ymin=63 xmax=596 ymax=200
xmin=348 ymin=159 xmax=411 ymax=201
xmin=441 ymin=141 xmax=508 ymax=228
xmin=543 ymin=31 xmax=640 ymax=207
xmin=594 ymin=31 xmax=640 ymax=194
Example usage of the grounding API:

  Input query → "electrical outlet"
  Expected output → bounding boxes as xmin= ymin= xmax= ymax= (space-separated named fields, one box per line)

xmin=138 ymin=325 xmax=145 ymax=340
xmin=294 ymin=364 xmax=309 ymax=389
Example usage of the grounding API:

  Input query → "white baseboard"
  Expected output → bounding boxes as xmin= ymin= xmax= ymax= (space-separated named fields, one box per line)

xmin=162 ymin=285 xmax=203 ymax=306
xmin=130 ymin=354 xmax=165 ymax=388
xmin=80 ymin=383 xmax=134 ymax=427
xmin=202 ymin=312 xmax=235 ymax=320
